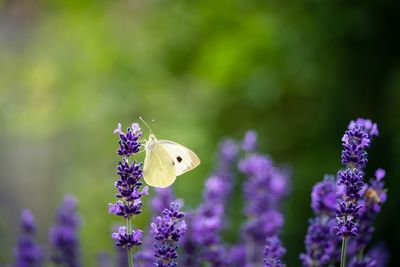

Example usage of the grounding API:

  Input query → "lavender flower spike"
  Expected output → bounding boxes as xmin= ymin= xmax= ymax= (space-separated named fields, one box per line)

xmin=151 ymin=202 xmax=187 ymax=267
xmin=109 ymin=123 xmax=148 ymax=267
xmin=49 ymin=195 xmax=81 ymax=267
xmin=14 ymin=209 xmax=44 ymax=267
xmin=300 ymin=177 xmax=338 ymax=267
xmin=264 ymin=236 xmax=286 ymax=267
xmin=336 ymin=119 xmax=378 ymax=267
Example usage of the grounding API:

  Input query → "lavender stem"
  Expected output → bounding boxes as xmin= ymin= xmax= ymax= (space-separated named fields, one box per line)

xmin=340 ymin=236 xmax=347 ymax=267
xmin=127 ymin=216 xmax=133 ymax=267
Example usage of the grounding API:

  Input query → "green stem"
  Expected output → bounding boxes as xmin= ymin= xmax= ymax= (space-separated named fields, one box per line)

xmin=340 ymin=237 xmax=347 ymax=267
xmin=127 ymin=216 xmax=133 ymax=267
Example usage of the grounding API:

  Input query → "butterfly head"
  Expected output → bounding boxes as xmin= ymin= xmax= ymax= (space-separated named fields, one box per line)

xmin=146 ymin=134 xmax=158 ymax=150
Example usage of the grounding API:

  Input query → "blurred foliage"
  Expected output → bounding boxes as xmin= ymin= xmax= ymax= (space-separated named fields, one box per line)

xmin=0 ymin=0 xmax=400 ymax=266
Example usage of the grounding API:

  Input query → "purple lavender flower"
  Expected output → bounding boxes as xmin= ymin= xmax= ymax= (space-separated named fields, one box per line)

xmin=14 ymin=210 xmax=44 ymax=267
xmin=335 ymin=168 xmax=365 ymax=238
xmin=300 ymin=175 xmax=339 ymax=266
xmin=242 ymin=130 xmax=258 ymax=152
xmin=348 ymin=118 xmax=379 ymax=138
xmin=300 ymin=217 xmax=337 ymax=267
xmin=341 ymin=125 xmax=371 ymax=169
xmin=184 ymin=138 xmax=239 ymax=267
xmin=151 ymin=202 xmax=187 ymax=267
xmin=114 ymin=123 xmax=142 ymax=157
xmin=347 ymin=169 xmax=387 ymax=255
xmin=264 ymin=236 xmax=286 ymax=267
xmin=112 ymin=227 xmax=143 ymax=247
xmin=335 ymin=120 xmax=376 ymax=239
xmin=135 ymin=188 xmax=175 ymax=267
xmin=109 ymin=123 xmax=147 ymax=256
xmin=49 ymin=195 xmax=81 ymax=267
xmin=239 ymin=151 xmax=289 ymax=264
xmin=311 ymin=176 xmax=337 ymax=215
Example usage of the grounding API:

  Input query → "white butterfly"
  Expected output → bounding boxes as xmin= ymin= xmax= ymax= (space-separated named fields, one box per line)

xmin=141 ymin=120 xmax=200 ymax=188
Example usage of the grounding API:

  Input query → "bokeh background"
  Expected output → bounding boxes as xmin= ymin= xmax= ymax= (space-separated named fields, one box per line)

xmin=1 ymin=0 xmax=399 ymax=266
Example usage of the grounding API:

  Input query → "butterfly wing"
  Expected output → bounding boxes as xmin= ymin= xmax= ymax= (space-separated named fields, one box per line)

xmin=143 ymin=143 xmax=177 ymax=188
xmin=158 ymin=140 xmax=201 ymax=176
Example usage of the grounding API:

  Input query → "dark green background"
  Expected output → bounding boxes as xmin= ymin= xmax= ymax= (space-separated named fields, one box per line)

xmin=0 ymin=0 xmax=399 ymax=266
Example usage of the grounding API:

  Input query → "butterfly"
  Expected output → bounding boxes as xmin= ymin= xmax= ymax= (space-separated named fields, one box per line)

xmin=141 ymin=118 xmax=201 ymax=188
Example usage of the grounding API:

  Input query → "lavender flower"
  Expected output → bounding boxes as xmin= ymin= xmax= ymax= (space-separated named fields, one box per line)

xmin=335 ymin=168 xmax=365 ymax=238
xmin=189 ymin=139 xmax=239 ymax=266
xmin=335 ymin=119 xmax=381 ymax=267
xmin=242 ymin=130 xmax=258 ymax=152
xmin=109 ymin=122 xmax=147 ymax=265
xmin=49 ymin=195 xmax=81 ymax=267
xmin=114 ymin=123 xmax=142 ymax=157
xmin=300 ymin=217 xmax=337 ymax=267
xmin=264 ymin=236 xmax=286 ymax=267
xmin=300 ymin=177 xmax=338 ymax=266
xmin=14 ymin=210 xmax=43 ymax=267
xmin=151 ymin=202 xmax=187 ymax=267
xmin=348 ymin=169 xmax=387 ymax=255
xmin=341 ymin=124 xmax=371 ymax=169
xmin=135 ymin=188 xmax=175 ymax=267
xmin=348 ymin=118 xmax=379 ymax=138
xmin=239 ymin=151 xmax=289 ymax=264
xmin=112 ymin=227 xmax=143 ymax=247
xmin=335 ymin=121 xmax=376 ymax=238
xmin=311 ymin=176 xmax=337 ymax=215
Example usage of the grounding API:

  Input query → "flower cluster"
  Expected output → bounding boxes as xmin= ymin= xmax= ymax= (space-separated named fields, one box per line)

xmin=335 ymin=120 xmax=376 ymax=239
xmin=109 ymin=123 xmax=147 ymax=251
xmin=239 ymin=131 xmax=289 ymax=265
xmin=347 ymin=168 xmax=387 ymax=256
xmin=134 ymin=188 xmax=176 ymax=267
xmin=151 ymin=202 xmax=187 ymax=267
xmin=264 ymin=236 xmax=286 ymax=267
xmin=49 ymin=195 xmax=81 ymax=267
xmin=311 ymin=176 xmax=337 ymax=215
xmin=114 ymin=123 xmax=142 ymax=156
xmin=300 ymin=177 xmax=338 ymax=266
xmin=188 ymin=138 xmax=239 ymax=266
xmin=112 ymin=227 xmax=143 ymax=247
xmin=301 ymin=118 xmax=388 ymax=267
xmin=300 ymin=216 xmax=337 ymax=266
xmin=14 ymin=210 xmax=44 ymax=267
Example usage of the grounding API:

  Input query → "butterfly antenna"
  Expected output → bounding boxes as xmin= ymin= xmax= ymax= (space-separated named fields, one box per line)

xmin=139 ymin=116 xmax=154 ymax=134
xmin=152 ymin=119 xmax=156 ymax=133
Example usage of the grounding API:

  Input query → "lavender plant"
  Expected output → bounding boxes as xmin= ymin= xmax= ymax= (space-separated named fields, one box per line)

xmin=239 ymin=131 xmax=289 ymax=266
xmin=301 ymin=118 xmax=388 ymax=267
xmin=109 ymin=123 xmax=148 ymax=267
xmin=3 ymin=120 xmax=390 ymax=267
xmin=151 ymin=202 xmax=187 ymax=267
xmin=336 ymin=119 xmax=378 ymax=267
xmin=135 ymin=188 xmax=175 ymax=267
xmin=264 ymin=236 xmax=286 ymax=267
xmin=49 ymin=195 xmax=81 ymax=267
xmin=14 ymin=210 xmax=44 ymax=267
xmin=300 ymin=177 xmax=338 ymax=266
xmin=187 ymin=138 xmax=239 ymax=266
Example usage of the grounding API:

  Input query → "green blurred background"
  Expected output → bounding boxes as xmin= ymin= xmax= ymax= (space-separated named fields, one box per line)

xmin=1 ymin=0 xmax=399 ymax=266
